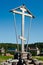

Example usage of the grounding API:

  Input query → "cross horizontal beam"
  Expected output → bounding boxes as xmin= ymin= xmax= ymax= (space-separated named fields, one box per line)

xmin=19 ymin=36 xmax=26 ymax=41
xmin=10 ymin=10 xmax=33 ymax=18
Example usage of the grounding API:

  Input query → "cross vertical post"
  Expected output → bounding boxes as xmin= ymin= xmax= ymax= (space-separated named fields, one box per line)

xmin=21 ymin=10 xmax=24 ymax=52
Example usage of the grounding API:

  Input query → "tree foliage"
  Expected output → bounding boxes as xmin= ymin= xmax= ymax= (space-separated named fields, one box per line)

xmin=0 ymin=42 xmax=43 ymax=54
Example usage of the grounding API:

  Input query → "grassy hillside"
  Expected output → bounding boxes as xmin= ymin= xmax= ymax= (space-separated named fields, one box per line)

xmin=0 ymin=55 xmax=13 ymax=62
xmin=32 ymin=56 xmax=43 ymax=61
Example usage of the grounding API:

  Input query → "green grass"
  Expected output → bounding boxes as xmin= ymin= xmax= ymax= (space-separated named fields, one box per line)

xmin=0 ymin=55 xmax=43 ymax=63
xmin=32 ymin=56 xmax=43 ymax=61
xmin=0 ymin=55 xmax=13 ymax=62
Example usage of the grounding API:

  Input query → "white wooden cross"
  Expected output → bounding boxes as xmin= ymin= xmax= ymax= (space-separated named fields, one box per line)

xmin=10 ymin=5 xmax=35 ymax=52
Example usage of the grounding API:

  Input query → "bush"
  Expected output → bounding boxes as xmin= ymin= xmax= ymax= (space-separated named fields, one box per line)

xmin=30 ymin=50 xmax=37 ymax=56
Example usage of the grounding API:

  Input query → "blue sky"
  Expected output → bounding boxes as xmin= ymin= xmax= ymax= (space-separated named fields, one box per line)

xmin=0 ymin=0 xmax=43 ymax=44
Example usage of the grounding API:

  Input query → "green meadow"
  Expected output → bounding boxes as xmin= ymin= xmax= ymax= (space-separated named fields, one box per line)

xmin=0 ymin=55 xmax=13 ymax=62
xmin=32 ymin=56 xmax=43 ymax=61
xmin=0 ymin=55 xmax=43 ymax=63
